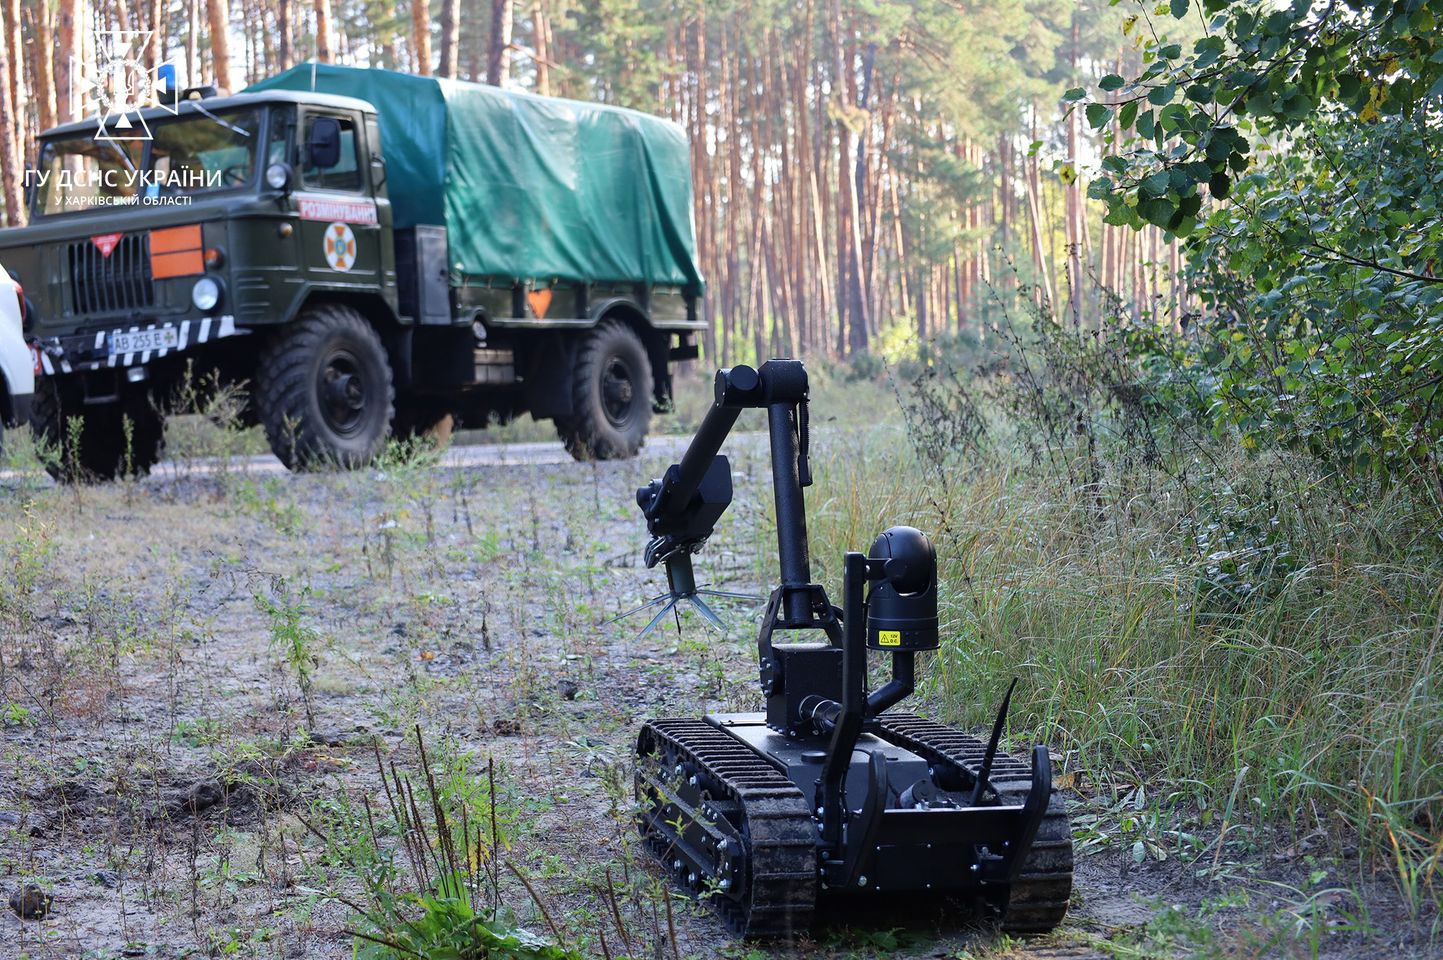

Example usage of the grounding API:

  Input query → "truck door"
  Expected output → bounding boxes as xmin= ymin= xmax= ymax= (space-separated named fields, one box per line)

xmin=295 ymin=110 xmax=382 ymax=287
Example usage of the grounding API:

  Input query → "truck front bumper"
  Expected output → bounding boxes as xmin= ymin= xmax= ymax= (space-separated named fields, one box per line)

xmin=33 ymin=315 xmax=247 ymax=376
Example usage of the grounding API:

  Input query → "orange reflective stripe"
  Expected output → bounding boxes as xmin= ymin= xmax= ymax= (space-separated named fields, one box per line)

xmin=150 ymin=224 xmax=202 ymax=254
xmin=151 ymin=250 xmax=205 ymax=278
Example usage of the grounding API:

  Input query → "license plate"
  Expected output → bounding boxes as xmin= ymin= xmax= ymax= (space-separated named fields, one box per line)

xmin=109 ymin=327 xmax=177 ymax=356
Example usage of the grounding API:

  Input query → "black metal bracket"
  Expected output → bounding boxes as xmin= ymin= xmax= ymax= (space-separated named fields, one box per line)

xmin=1009 ymin=746 xmax=1053 ymax=883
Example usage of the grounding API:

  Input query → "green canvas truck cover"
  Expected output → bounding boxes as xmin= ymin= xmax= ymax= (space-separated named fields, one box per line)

xmin=247 ymin=64 xmax=703 ymax=295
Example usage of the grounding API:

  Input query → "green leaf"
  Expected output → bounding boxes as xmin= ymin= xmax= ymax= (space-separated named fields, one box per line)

xmin=1141 ymin=197 xmax=1176 ymax=226
xmin=1149 ymin=82 xmax=1177 ymax=106
xmin=1099 ymin=74 xmax=1125 ymax=92
xmin=1119 ymin=99 xmax=1139 ymax=130
xmin=1209 ymin=171 xmax=1232 ymax=199
xmin=1142 ymin=171 xmax=1172 ymax=197
xmin=1170 ymin=0 xmax=1189 ymax=18
xmin=1063 ymin=87 xmax=1087 ymax=102
xmin=1086 ymin=103 xmax=1114 ymax=129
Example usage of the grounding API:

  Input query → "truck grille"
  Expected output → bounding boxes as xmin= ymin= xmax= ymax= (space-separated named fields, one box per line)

xmin=68 ymin=234 xmax=155 ymax=314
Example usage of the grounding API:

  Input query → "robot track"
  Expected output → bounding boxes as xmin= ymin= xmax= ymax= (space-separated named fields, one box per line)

xmin=635 ymin=718 xmax=817 ymax=938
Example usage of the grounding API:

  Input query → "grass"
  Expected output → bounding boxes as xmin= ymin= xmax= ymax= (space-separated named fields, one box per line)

xmin=804 ymin=382 xmax=1443 ymax=935
xmin=301 ymin=731 xmax=586 ymax=960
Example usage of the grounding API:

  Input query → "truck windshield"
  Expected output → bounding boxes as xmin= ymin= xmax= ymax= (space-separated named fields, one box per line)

xmin=32 ymin=108 xmax=262 ymax=217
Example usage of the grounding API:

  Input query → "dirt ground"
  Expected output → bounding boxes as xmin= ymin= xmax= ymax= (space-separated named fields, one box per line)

xmin=0 ymin=426 xmax=1435 ymax=960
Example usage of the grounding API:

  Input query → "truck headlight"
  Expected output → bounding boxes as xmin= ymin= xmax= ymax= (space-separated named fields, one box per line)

xmin=191 ymin=277 xmax=221 ymax=312
xmin=265 ymin=162 xmax=292 ymax=190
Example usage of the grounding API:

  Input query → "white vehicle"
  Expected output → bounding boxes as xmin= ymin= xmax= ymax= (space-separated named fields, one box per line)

xmin=0 ymin=264 xmax=36 ymax=453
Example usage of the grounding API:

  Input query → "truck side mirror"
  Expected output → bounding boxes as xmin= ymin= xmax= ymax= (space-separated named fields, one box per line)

xmin=23 ymin=163 xmax=36 ymax=212
xmin=306 ymin=117 xmax=342 ymax=169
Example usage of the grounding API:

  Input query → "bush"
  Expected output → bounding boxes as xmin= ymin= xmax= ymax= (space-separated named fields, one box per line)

xmin=1183 ymin=110 xmax=1443 ymax=489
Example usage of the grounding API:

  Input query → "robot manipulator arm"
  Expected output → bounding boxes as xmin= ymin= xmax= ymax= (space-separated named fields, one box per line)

xmin=635 ymin=455 xmax=734 ymax=568
xmin=617 ymin=456 xmax=747 ymax=638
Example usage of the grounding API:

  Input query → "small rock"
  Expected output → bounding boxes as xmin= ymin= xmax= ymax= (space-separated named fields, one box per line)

xmin=0 ymin=810 xmax=20 ymax=827
xmin=92 ymin=870 xmax=123 ymax=889
xmin=9 ymin=883 xmax=52 ymax=920
xmin=310 ymin=729 xmax=349 ymax=747
xmin=491 ymin=717 xmax=522 ymax=737
xmin=557 ymin=679 xmax=579 ymax=701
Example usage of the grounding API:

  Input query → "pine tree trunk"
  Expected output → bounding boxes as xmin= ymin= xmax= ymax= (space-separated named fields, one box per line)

xmin=410 ymin=0 xmax=431 ymax=74
xmin=1064 ymin=12 xmax=1082 ymax=327
xmin=256 ymin=0 xmax=275 ymax=77
xmin=186 ymin=0 xmax=199 ymax=87
xmin=796 ymin=0 xmax=832 ymax=352
xmin=438 ymin=0 xmax=460 ymax=77
xmin=146 ymin=0 xmax=162 ymax=72
xmin=56 ymin=0 xmax=78 ymax=122
xmin=276 ymin=0 xmax=292 ymax=70
xmin=0 ymin=19 xmax=22 ymax=227
xmin=207 ymin=0 xmax=232 ymax=89
xmin=853 ymin=41 xmax=876 ymax=342
xmin=529 ymin=0 xmax=547 ymax=94
xmin=4 ymin=0 xmax=24 ymax=183
xmin=1024 ymin=108 xmax=1054 ymax=308
xmin=32 ymin=1 xmax=56 ymax=133
xmin=485 ymin=0 xmax=511 ymax=86
xmin=888 ymin=149 xmax=909 ymax=320
xmin=314 ymin=0 xmax=334 ymax=63
xmin=834 ymin=15 xmax=867 ymax=354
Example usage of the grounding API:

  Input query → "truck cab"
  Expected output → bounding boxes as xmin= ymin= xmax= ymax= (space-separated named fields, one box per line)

xmin=0 ymin=76 xmax=703 ymax=481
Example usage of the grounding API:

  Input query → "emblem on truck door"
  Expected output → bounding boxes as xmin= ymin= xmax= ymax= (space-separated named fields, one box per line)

xmin=323 ymin=222 xmax=357 ymax=271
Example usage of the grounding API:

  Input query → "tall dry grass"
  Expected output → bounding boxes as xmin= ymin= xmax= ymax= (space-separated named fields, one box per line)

xmin=803 ymin=396 xmax=1442 ymax=920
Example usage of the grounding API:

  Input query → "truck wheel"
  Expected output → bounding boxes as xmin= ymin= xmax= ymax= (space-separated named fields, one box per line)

xmin=30 ymin=380 xmax=165 ymax=483
xmin=255 ymin=304 xmax=395 ymax=471
xmin=557 ymin=319 xmax=652 ymax=460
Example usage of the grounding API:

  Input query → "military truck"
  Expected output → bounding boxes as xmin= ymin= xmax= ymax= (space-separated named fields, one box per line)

xmin=0 ymin=64 xmax=704 ymax=480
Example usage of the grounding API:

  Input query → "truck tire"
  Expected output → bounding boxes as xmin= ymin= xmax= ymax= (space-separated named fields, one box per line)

xmin=255 ymin=303 xmax=395 ymax=471
xmin=30 ymin=380 xmax=165 ymax=483
xmin=556 ymin=319 xmax=653 ymax=460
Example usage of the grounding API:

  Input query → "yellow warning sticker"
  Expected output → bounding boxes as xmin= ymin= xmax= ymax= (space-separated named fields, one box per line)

xmin=878 ymin=630 xmax=901 ymax=647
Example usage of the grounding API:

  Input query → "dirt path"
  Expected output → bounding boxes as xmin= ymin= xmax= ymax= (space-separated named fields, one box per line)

xmin=0 ymin=433 xmax=1428 ymax=959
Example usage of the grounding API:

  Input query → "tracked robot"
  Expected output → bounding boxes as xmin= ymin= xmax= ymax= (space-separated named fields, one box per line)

xmin=627 ymin=360 xmax=1073 ymax=938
